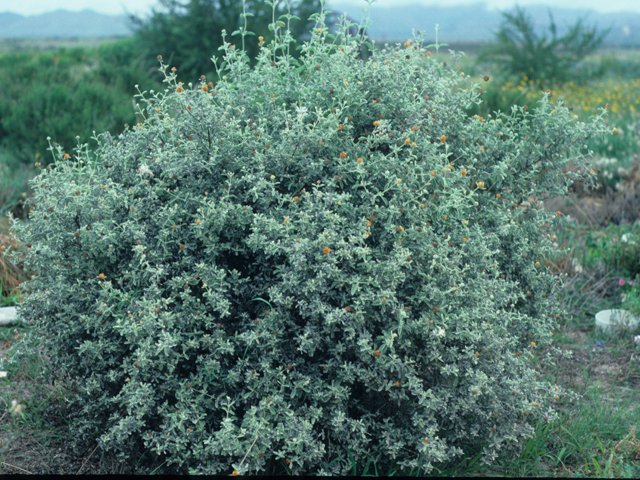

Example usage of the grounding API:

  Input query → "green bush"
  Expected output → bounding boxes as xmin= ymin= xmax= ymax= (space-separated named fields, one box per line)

xmin=2 ymin=0 xmax=612 ymax=475
xmin=478 ymin=5 xmax=609 ymax=88
xmin=0 ymin=40 xmax=162 ymax=167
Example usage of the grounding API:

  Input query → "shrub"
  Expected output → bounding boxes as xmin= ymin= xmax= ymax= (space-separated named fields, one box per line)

xmin=478 ymin=5 xmax=610 ymax=88
xmin=0 ymin=42 xmax=162 ymax=168
xmin=2 ymin=0 xmax=612 ymax=475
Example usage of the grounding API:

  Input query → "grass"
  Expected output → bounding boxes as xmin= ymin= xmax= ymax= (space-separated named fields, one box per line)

xmin=1 ymin=45 xmax=640 ymax=476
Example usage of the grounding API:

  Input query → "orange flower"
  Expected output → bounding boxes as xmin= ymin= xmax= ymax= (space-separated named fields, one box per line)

xmin=63 ymin=153 xmax=69 ymax=159
xmin=556 ymin=211 xmax=561 ymax=216
xmin=412 ymin=126 xmax=418 ymax=132
xmin=99 ymin=273 xmax=105 ymax=280
xmin=345 ymin=306 xmax=351 ymax=312
xmin=424 ymin=438 xmax=430 ymax=444
xmin=461 ymin=170 xmax=467 ymax=176
xmin=338 ymin=124 xmax=344 ymax=130
xmin=202 ymin=86 xmax=208 ymax=92
xmin=424 ymin=95 xmax=429 ymax=99
xmin=374 ymin=350 xmax=380 ymax=356
xmin=232 ymin=471 xmax=238 ymax=476
xmin=323 ymin=247 xmax=330 ymax=254
xmin=477 ymin=182 xmax=485 ymax=188
xmin=176 ymin=87 xmax=183 ymax=93
xmin=293 ymin=196 xmax=300 ymax=202
xmin=404 ymin=42 xmax=410 ymax=47
xmin=357 ymin=158 xmax=363 ymax=163
xmin=339 ymin=151 xmax=346 ymax=159
xmin=430 ymin=170 xmax=436 ymax=176
xmin=196 ymin=220 xmax=201 ymax=225
xmin=439 ymin=135 xmax=446 ymax=143
xmin=462 ymin=237 xmax=467 ymax=242
xmin=475 ymin=351 xmax=480 ymax=356
xmin=373 ymin=121 xmax=380 ymax=127
xmin=405 ymin=139 xmax=411 ymax=144
xmin=285 ymin=459 xmax=291 ymax=465
xmin=496 ymin=194 xmax=501 ymax=198
xmin=369 ymin=215 xmax=375 ymax=221
xmin=442 ymin=215 xmax=447 ymax=220
xmin=395 ymin=381 xmax=400 ymax=386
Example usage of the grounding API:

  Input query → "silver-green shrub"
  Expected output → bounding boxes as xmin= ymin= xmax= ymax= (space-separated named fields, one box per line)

xmin=2 ymin=0 xmax=611 ymax=475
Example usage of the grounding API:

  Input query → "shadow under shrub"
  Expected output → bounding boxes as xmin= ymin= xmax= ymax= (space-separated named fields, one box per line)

xmin=0 ymin=0 xmax=613 ymax=475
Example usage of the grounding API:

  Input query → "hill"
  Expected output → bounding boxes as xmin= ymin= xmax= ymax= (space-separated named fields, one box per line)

xmin=0 ymin=2 xmax=638 ymax=47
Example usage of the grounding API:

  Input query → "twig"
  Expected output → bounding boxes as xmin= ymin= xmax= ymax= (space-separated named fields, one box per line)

xmin=613 ymin=425 xmax=636 ymax=453
xmin=1 ymin=461 xmax=33 ymax=474
xmin=77 ymin=444 xmax=100 ymax=475
xmin=236 ymin=431 xmax=260 ymax=473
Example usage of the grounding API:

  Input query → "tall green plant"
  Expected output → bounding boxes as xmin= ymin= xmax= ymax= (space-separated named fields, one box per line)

xmin=125 ymin=0 xmax=344 ymax=87
xmin=479 ymin=6 xmax=610 ymax=87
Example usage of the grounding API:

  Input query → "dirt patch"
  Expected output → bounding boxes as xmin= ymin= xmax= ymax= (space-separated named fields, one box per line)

xmin=540 ymin=156 xmax=640 ymax=230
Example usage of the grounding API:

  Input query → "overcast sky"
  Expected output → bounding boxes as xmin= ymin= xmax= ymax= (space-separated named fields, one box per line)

xmin=2 ymin=0 xmax=640 ymax=17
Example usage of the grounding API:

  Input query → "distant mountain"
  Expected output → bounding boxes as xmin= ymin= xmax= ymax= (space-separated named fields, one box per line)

xmin=0 ymin=9 xmax=133 ymax=38
xmin=0 ymin=2 xmax=638 ymax=47
xmin=329 ymin=2 xmax=640 ymax=47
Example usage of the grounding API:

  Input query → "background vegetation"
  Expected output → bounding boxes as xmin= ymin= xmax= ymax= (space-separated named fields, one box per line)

xmin=2 ymin=1 xmax=640 ymax=475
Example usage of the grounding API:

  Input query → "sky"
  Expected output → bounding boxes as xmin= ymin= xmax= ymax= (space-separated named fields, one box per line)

xmin=2 ymin=0 xmax=640 ymax=17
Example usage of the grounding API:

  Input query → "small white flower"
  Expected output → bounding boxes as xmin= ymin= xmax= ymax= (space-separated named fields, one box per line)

xmin=296 ymin=106 xmax=308 ymax=120
xmin=9 ymin=399 xmax=23 ymax=416
xmin=432 ymin=327 xmax=445 ymax=338
xmin=621 ymin=233 xmax=636 ymax=245
xmin=634 ymin=335 xmax=640 ymax=344
xmin=571 ymin=257 xmax=583 ymax=274
xmin=0 ymin=371 xmax=7 ymax=378
xmin=139 ymin=164 xmax=154 ymax=177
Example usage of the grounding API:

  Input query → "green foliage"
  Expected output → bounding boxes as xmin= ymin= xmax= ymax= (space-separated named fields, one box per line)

xmin=0 ymin=38 xmax=163 ymax=168
xmin=479 ymin=6 xmax=610 ymax=88
xmin=126 ymin=0 xmax=346 ymax=88
xmin=1 ymin=0 xmax=613 ymax=475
